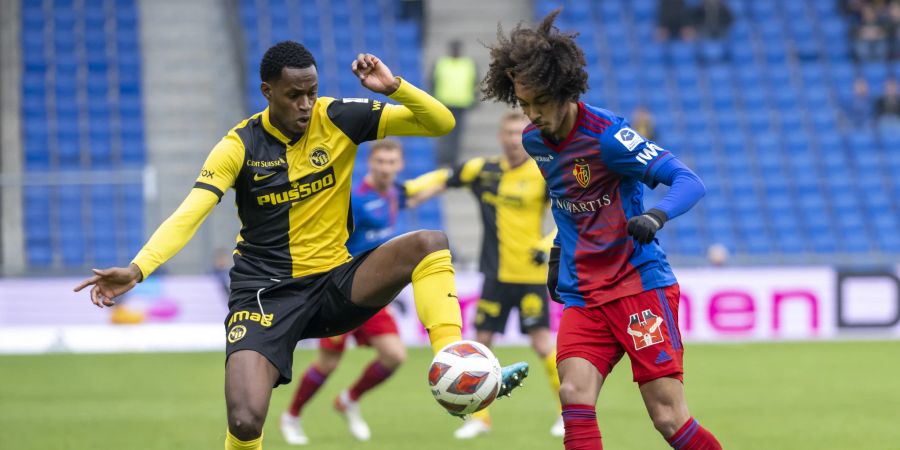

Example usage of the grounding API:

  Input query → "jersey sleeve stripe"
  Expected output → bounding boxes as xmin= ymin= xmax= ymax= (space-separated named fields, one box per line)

xmin=193 ymin=181 xmax=225 ymax=201
xmin=582 ymin=110 xmax=611 ymax=126
xmin=580 ymin=122 xmax=607 ymax=134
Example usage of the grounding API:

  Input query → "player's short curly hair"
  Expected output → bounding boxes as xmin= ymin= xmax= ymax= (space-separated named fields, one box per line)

xmin=259 ymin=41 xmax=317 ymax=82
xmin=481 ymin=9 xmax=588 ymax=106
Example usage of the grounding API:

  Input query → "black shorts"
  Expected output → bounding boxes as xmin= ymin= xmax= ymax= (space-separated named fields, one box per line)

xmin=474 ymin=277 xmax=550 ymax=334
xmin=224 ymin=250 xmax=381 ymax=386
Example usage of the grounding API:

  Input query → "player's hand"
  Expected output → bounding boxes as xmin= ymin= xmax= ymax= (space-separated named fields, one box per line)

xmin=626 ymin=209 xmax=668 ymax=245
xmin=73 ymin=264 xmax=143 ymax=308
xmin=351 ymin=53 xmax=400 ymax=95
xmin=530 ymin=248 xmax=548 ymax=265
xmin=546 ymin=247 xmax=562 ymax=304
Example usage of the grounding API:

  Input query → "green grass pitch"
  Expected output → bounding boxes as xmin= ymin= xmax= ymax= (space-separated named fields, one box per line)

xmin=2 ymin=341 xmax=899 ymax=449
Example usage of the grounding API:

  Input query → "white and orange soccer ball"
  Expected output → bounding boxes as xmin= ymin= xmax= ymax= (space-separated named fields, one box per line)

xmin=428 ymin=340 xmax=502 ymax=415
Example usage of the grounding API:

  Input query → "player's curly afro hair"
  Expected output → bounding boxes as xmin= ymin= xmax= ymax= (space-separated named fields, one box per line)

xmin=259 ymin=41 xmax=317 ymax=82
xmin=481 ymin=9 xmax=588 ymax=106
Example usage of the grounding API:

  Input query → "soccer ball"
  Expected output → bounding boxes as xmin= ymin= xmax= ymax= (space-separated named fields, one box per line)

xmin=428 ymin=340 xmax=502 ymax=415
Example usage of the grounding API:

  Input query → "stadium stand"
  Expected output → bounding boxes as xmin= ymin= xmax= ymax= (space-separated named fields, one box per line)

xmin=18 ymin=0 xmax=899 ymax=271
xmin=535 ymin=0 xmax=900 ymax=262
xmin=20 ymin=0 xmax=145 ymax=268
xmin=237 ymin=0 xmax=442 ymax=234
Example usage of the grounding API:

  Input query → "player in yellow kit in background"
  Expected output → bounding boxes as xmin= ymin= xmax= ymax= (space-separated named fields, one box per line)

xmin=73 ymin=41 xmax=528 ymax=450
xmin=409 ymin=111 xmax=562 ymax=439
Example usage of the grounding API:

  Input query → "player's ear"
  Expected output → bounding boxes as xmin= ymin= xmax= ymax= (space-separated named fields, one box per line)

xmin=260 ymin=82 xmax=272 ymax=100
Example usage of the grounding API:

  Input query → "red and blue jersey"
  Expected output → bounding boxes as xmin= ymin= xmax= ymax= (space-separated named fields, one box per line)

xmin=346 ymin=178 xmax=407 ymax=256
xmin=524 ymin=102 xmax=705 ymax=307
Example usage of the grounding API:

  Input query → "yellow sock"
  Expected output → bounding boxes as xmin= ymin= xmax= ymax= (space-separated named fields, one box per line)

xmin=411 ymin=249 xmax=463 ymax=354
xmin=544 ymin=350 xmax=561 ymax=406
xmin=429 ymin=324 xmax=462 ymax=354
xmin=472 ymin=407 xmax=492 ymax=424
xmin=225 ymin=429 xmax=262 ymax=450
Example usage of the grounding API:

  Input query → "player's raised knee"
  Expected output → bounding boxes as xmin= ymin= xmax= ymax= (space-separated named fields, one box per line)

xmin=228 ymin=407 xmax=266 ymax=440
xmin=408 ymin=230 xmax=450 ymax=258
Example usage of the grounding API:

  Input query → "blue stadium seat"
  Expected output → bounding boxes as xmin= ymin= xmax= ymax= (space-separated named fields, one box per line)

xmin=19 ymin=0 xmax=146 ymax=268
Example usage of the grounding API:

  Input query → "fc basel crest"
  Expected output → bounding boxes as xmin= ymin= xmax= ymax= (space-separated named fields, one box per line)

xmin=573 ymin=159 xmax=590 ymax=188
xmin=309 ymin=147 xmax=331 ymax=168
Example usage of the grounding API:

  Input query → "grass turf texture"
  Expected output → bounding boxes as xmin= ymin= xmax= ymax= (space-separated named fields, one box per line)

xmin=1 ymin=341 xmax=898 ymax=449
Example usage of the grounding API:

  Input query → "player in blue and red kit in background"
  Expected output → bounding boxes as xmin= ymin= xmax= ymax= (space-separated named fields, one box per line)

xmin=281 ymin=139 xmax=431 ymax=445
xmin=481 ymin=10 xmax=722 ymax=450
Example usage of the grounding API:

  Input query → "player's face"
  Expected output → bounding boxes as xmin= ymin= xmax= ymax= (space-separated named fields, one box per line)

xmin=262 ymin=66 xmax=319 ymax=137
xmin=498 ymin=117 xmax=529 ymax=162
xmin=514 ymin=80 xmax=570 ymax=139
xmin=368 ymin=148 xmax=404 ymax=189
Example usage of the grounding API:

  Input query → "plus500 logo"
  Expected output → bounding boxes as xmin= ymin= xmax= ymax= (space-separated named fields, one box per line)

xmin=256 ymin=167 xmax=335 ymax=206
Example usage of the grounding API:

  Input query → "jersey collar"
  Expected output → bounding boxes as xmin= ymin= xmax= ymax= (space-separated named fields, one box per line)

xmin=541 ymin=101 xmax=584 ymax=153
xmin=361 ymin=176 xmax=393 ymax=197
xmin=261 ymin=108 xmax=295 ymax=145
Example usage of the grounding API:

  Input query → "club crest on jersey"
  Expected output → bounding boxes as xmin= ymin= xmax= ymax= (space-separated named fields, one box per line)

xmin=573 ymin=159 xmax=591 ymax=188
xmin=627 ymin=309 xmax=664 ymax=350
xmin=309 ymin=147 xmax=331 ymax=168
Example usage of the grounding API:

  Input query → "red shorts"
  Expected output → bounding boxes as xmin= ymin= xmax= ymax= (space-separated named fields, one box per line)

xmin=318 ymin=307 xmax=399 ymax=352
xmin=556 ymin=285 xmax=683 ymax=384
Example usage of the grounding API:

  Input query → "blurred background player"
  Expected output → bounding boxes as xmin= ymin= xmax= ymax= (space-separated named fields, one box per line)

xmin=409 ymin=111 xmax=562 ymax=439
xmin=482 ymin=10 xmax=721 ymax=450
xmin=281 ymin=139 xmax=428 ymax=444
xmin=430 ymin=39 xmax=478 ymax=167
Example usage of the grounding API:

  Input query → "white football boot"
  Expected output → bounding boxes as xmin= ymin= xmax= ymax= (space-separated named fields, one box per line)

xmin=453 ymin=417 xmax=492 ymax=439
xmin=334 ymin=390 xmax=371 ymax=441
xmin=279 ymin=412 xmax=309 ymax=445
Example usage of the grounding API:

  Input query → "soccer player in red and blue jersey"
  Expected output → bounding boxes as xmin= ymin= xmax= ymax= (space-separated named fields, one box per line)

xmin=482 ymin=10 xmax=722 ymax=450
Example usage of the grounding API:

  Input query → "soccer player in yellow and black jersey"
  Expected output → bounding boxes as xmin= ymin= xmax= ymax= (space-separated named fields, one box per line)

xmin=408 ymin=111 xmax=563 ymax=439
xmin=73 ymin=41 xmax=528 ymax=450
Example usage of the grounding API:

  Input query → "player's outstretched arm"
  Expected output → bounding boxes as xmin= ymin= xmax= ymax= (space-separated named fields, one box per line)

xmin=403 ymin=167 xmax=451 ymax=207
xmin=74 ymin=133 xmax=241 ymax=306
xmin=351 ymin=53 xmax=455 ymax=137
xmin=73 ymin=189 xmax=220 ymax=307
xmin=599 ymin=121 xmax=706 ymax=244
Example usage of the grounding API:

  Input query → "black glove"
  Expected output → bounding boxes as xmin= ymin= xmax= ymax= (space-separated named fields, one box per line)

xmin=531 ymin=248 xmax=548 ymax=265
xmin=546 ymin=246 xmax=562 ymax=304
xmin=627 ymin=208 xmax=668 ymax=245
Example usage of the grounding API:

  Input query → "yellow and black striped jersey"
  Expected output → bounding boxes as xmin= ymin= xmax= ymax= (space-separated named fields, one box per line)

xmin=130 ymin=78 xmax=454 ymax=286
xmin=195 ymin=98 xmax=384 ymax=285
xmin=447 ymin=157 xmax=552 ymax=284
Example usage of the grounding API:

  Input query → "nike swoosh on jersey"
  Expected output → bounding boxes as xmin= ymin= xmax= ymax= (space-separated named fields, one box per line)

xmin=253 ymin=172 xmax=276 ymax=182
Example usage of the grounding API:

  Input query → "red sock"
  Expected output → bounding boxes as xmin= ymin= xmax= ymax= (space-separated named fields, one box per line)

xmin=348 ymin=361 xmax=394 ymax=401
xmin=667 ymin=417 xmax=722 ymax=450
xmin=562 ymin=404 xmax=602 ymax=450
xmin=288 ymin=366 xmax=328 ymax=417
